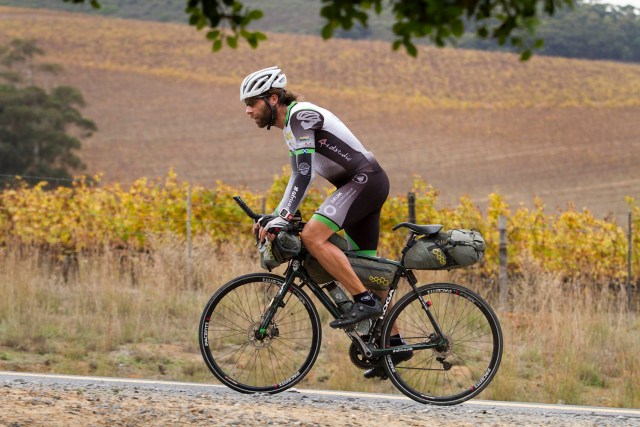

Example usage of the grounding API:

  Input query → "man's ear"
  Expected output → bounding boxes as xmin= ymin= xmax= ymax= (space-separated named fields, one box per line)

xmin=269 ymin=93 xmax=279 ymax=106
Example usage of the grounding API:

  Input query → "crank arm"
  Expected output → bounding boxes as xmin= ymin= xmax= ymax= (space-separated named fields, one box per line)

xmin=346 ymin=330 xmax=373 ymax=358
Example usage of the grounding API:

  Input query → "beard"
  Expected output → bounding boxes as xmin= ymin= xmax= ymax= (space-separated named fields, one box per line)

xmin=255 ymin=112 xmax=272 ymax=128
xmin=251 ymin=100 xmax=273 ymax=128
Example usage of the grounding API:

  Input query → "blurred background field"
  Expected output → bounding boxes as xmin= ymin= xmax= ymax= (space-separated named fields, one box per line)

xmin=0 ymin=5 xmax=639 ymax=223
xmin=1 ymin=2 xmax=639 ymax=409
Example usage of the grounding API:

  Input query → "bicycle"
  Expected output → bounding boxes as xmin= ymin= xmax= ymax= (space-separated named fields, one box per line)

xmin=199 ymin=196 xmax=503 ymax=406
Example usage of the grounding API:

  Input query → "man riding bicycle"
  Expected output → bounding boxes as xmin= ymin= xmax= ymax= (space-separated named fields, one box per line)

xmin=240 ymin=66 xmax=409 ymax=377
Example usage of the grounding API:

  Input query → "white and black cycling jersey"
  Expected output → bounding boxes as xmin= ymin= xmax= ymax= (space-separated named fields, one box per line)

xmin=276 ymin=101 xmax=382 ymax=221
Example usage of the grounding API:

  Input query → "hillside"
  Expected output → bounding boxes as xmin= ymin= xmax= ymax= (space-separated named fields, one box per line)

xmin=1 ymin=6 xmax=639 ymax=221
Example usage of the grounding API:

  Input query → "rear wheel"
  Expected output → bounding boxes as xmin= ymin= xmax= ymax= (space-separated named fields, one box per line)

xmin=199 ymin=273 xmax=321 ymax=393
xmin=382 ymin=283 xmax=503 ymax=405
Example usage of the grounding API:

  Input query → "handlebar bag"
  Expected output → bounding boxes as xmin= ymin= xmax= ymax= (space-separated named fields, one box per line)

xmin=258 ymin=231 xmax=302 ymax=271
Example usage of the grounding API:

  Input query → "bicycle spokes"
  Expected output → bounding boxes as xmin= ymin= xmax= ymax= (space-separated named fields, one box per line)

xmin=199 ymin=274 xmax=322 ymax=393
xmin=382 ymin=283 xmax=502 ymax=405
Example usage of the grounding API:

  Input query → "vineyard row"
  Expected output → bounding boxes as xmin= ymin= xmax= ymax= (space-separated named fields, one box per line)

xmin=1 ymin=171 xmax=638 ymax=284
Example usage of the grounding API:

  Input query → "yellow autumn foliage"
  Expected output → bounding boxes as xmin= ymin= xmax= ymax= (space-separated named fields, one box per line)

xmin=0 ymin=171 xmax=637 ymax=283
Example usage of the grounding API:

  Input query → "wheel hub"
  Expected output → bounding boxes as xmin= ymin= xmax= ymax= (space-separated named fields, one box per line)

xmin=428 ymin=333 xmax=454 ymax=370
xmin=248 ymin=322 xmax=279 ymax=347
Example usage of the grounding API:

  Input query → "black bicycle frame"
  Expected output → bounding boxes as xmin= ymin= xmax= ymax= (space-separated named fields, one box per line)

xmin=255 ymin=256 xmax=449 ymax=358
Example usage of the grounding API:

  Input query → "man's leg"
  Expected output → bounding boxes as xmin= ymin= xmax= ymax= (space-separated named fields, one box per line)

xmin=301 ymin=219 xmax=382 ymax=329
xmin=301 ymin=218 xmax=367 ymax=296
xmin=340 ymin=204 xmax=412 ymax=379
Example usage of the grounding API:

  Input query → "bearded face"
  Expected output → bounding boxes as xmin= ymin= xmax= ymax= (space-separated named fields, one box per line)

xmin=245 ymin=97 xmax=272 ymax=128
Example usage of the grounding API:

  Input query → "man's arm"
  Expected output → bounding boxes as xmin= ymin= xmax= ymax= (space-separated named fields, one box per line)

xmin=275 ymin=149 xmax=315 ymax=220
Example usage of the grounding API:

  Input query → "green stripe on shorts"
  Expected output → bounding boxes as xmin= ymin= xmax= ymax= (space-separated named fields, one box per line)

xmin=311 ymin=213 xmax=340 ymax=232
xmin=353 ymin=249 xmax=377 ymax=256
xmin=344 ymin=233 xmax=377 ymax=256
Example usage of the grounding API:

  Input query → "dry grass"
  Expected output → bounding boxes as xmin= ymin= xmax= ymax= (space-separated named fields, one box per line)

xmin=1 ymin=241 xmax=638 ymax=407
xmin=0 ymin=6 xmax=639 ymax=221
xmin=477 ymin=258 xmax=640 ymax=407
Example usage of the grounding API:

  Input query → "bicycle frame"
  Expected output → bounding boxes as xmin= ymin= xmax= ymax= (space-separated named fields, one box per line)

xmin=231 ymin=194 xmax=448 ymax=360
xmin=255 ymin=252 xmax=449 ymax=360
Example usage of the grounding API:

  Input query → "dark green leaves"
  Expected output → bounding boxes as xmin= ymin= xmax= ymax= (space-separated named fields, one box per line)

xmin=319 ymin=0 xmax=377 ymax=40
xmin=185 ymin=0 xmax=267 ymax=51
xmin=62 ymin=0 xmax=577 ymax=60
xmin=62 ymin=0 xmax=101 ymax=8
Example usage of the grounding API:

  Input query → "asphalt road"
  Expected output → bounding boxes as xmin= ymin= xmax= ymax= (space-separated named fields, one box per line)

xmin=1 ymin=371 xmax=639 ymax=426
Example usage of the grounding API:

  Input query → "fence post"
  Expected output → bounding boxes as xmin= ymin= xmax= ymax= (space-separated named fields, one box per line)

xmin=408 ymin=192 xmax=416 ymax=224
xmin=628 ymin=211 xmax=633 ymax=310
xmin=186 ymin=185 xmax=192 ymax=288
xmin=498 ymin=215 xmax=508 ymax=309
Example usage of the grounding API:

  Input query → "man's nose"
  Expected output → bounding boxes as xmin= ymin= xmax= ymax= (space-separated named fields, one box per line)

xmin=245 ymin=105 xmax=253 ymax=115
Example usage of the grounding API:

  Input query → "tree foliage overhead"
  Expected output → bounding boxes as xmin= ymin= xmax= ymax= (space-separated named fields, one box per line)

xmin=63 ymin=0 xmax=576 ymax=60
xmin=0 ymin=39 xmax=96 ymax=185
xmin=458 ymin=2 xmax=640 ymax=62
xmin=537 ymin=3 xmax=640 ymax=62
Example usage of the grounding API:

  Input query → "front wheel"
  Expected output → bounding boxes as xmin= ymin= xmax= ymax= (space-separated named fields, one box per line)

xmin=199 ymin=273 xmax=322 ymax=393
xmin=381 ymin=282 xmax=503 ymax=405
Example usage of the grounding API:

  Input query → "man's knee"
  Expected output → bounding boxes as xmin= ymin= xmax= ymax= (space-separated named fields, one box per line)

xmin=301 ymin=220 xmax=333 ymax=251
xmin=300 ymin=226 xmax=321 ymax=250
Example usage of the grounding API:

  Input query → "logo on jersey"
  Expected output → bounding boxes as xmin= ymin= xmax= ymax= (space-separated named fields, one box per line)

xmin=297 ymin=111 xmax=321 ymax=130
xmin=299 ymin=162 xmax=310 ymax=176
xmin=353 ymin=173 xmax=368 ymax=184
xmin=318 ymin=139 xmax=353 ymax=162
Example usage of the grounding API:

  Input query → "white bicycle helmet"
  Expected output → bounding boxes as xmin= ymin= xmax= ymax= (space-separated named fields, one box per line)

xmin=240 ymin=66 xmax=287 ymax=101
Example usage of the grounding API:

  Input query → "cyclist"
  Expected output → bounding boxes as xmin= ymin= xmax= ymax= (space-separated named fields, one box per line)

xmin=240 ymin=66 xmax=410 ymax=377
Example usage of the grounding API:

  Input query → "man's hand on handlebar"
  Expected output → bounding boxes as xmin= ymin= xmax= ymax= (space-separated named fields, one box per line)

xmin=253 ymin=215 xmax=289 ymax=242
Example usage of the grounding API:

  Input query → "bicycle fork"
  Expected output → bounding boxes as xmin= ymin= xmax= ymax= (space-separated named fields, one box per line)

xmin=254 ymin=273 xmax=296 ymax=341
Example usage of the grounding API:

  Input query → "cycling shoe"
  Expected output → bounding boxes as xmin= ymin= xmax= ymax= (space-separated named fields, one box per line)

xmin=329 ymin=300 xmax=383 ymax=329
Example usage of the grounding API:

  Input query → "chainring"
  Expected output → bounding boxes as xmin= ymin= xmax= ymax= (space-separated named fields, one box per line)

xmin=349 ymin=342 xmax=382 ymax=370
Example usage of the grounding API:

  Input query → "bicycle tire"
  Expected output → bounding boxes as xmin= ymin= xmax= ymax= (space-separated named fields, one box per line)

xmin=199 ymin=273 xmax=322 ymax=393
xmin=381 ymin=282 xmax=503 ymax=405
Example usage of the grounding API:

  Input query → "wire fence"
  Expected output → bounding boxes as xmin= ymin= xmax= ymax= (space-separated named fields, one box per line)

xmin=0 ymin=173 xmax=78 ymax=185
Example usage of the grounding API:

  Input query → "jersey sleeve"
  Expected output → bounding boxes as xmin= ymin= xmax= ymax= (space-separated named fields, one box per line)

xmin=275 ymin=149 xmax=315 ymax=220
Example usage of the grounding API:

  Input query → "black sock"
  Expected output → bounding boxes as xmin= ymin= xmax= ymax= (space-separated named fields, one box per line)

xmin=354 ymin=291 xmax=376 ymax=307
